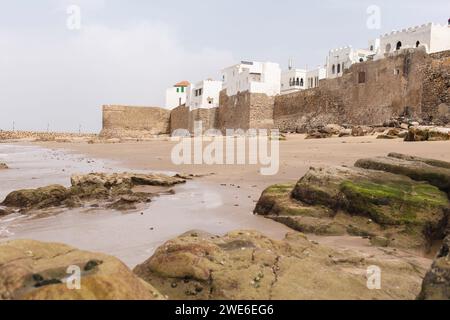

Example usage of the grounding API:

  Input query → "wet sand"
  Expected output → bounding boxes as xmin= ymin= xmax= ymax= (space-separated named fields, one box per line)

xmin=2 ymin=135 xmax=450 ymax=268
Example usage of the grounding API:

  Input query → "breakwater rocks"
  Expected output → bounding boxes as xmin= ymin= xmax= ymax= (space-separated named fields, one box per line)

xmin=0 ymin=130 xmax=97 ymax=142
xmin=1 ymin=172 xmax=187 ymax=214
xmin=255 ymin=153 xmax=450 ymax=251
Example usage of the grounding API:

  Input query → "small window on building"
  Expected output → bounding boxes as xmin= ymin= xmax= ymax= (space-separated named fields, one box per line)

xmin=300 ymin=78 xmax=304 ymax=86
xmin=358 ymin=71 xmax=366 ymax=84
xmin=416 ymin=41 xmax=420 ymax=48
xmin=359 ymin=58 xmax=364 ymax=62
xmin=176 ymin=87 xmax=180 ymax=93
xmin=337 ymin=64 xmax=341 ymax=74
xmin=332 ymin=64 xmax=336 ymax=74
xmin=396 ymin=41 xmax=402 ymax=51
xmin=296 ymin=78 xmax=300 ymax=86
xmin=370 ymin=45 xmax=374 ymax=51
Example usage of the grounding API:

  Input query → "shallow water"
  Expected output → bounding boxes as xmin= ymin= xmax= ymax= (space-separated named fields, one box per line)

xmin=0 ymin=144 xmax=289 ymax=267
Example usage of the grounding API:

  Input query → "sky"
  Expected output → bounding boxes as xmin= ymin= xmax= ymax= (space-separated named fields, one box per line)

xmin=0 ymin=0 xmax=449 ymax=132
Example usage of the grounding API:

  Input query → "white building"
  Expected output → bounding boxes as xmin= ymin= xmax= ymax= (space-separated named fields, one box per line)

xmin=372 ymin=22 xmax=450 ymax=60
xmin=222 ymin=61 xmax=281 ymax=97
xmin=281 ymin=68 xmax=307 ymax=94
xmin=165 ymin=81 xmax=190 ymax=109
xmin=281 ymin=65 xmax=326 ymax=94
xmin=326 ymin=46 xmax=373 ymax=79
xmin=306 ymin=66 xmax=327 ymax=89
xmin=186 ymin=79 xmax=223 ymax=110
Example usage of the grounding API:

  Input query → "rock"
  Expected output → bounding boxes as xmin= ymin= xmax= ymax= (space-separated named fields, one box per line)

xmin=428 ymin=127 xmax=450 ymax=141
xmin=338 ymin=128 xmax=352 ymax=137
xmin=1 ymin=172 xmax=186 ymax=213
xmin=320 ymin=124 xmax=343 ymax=135
xmin=0 ymin=163 xmax=8 ymax=170
xmin=134 ymin=230 xmax=426 ymax=300
xmin=2 ymin=185 xmax=70 ymax=210
xmin=387 ymin=153 xmax=450 ymax=170
xmin=355 ymin=154 xmax=450 ymax=193
xmin=418 ymin=236 xmax=450 ymax=300
xmin=0 ymin=240 xmax=163 ymax=300
xmin=305 ymin=131 xmax=332 ymax=139
xmin=351 ymin=126 xmax=373 ymax=137
xmin=400 ymin=123 xmax=409 ymax=130
xmin=404 ymin=126 xmax=450 ymax=142
xmin=376 ymin=134 xmax=397 ymax=140
xmin=255 ymin=165 xmax=449 ymax=249
xmin=0 ymin=207 xmax=12 ymax=216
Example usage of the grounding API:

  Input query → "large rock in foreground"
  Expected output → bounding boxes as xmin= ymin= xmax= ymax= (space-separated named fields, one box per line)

xmin=0 ymin=240 xmax=162 ymax=300
xmin=134 ymin=230 xmax=426 ymax=300
xmin=255 ymin=164 xmax=449 ymax=250
xmin=418 ymin=236 xmax=450 ymax=300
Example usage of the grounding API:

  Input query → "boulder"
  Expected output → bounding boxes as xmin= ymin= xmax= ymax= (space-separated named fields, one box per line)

xmin=305 ymin=131 xmax=332 ymax=139
xmin=0 ymin=163 xmax=8 ymax=170
xmin=320 ymin=124 xmax=343 ymax=135
xmin=2 ymin=185 xmax=70 ymax=209
xmin=355 ymin=154 xmax=450 ymax=193
xmin=404 ymin=126 xmax=450 ymax=142
xmin=418 ymin=236 xmax=450 ymax=300
xmin=134 ymin=230 xmax=426 ymax=300
xmin=255 ymin=165 xmax=450 ymax=249
xmin=338 ymin=128 xmax=352 ymax=137
xmin=0 ymin=240 xmax=163 ymax=300
xmin=351 ymin=126 xmax=373 ymax=137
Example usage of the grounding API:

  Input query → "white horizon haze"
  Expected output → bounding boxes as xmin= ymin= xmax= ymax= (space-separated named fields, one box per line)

xmin=0 ymin=0 xmax=449 ymax=132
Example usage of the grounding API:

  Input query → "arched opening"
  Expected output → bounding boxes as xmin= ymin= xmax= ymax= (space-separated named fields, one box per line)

xmin=396 ymin=41 xmax=402 ymax=51
xmin=332 ymin=64 xmax=336 ymax=74
xmin=337 ymin=63 xmax=341 ymax=74
xmin=370 ymin=45 xmax=374 ymax=51
xmin=300 ymin=78 xmax=304 ymax=86
xmin=359 ymin=58 xmax=364 ymax=62
xmin=385 ymin=43 xmax=391 ymax=53
xmin=416 ymin=41 xmax=420 ymax=48
xmin=296 ymin=77 xmax=300 ymax=86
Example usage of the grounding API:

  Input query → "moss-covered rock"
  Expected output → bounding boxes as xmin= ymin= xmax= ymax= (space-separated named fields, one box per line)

xmin=255 ymin=164 xmax=450 ymax=250
xmin=355 ymin=155 xmax=450 ymax=193
xmin=2 ymin=185 xmax=70 ymax=209
xmin=134 ymin=230 xmax=426 ymax=300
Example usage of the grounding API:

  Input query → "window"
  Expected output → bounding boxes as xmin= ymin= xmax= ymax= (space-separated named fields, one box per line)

xmin=416 ymin=41 xmax=420 ymax=48
xmin=396 ymin=41 xmax=402 ymax=51
xmin=296 ymin=78 xmax=300 ymax=86
xmin=332 ymin=64 xmax=336 ymax=74
xmin=359 ymin=58 xmax=364 ymax=62
xmin=370 ymin=45 xmax=374 ymax=51
xmin=358 ymin=71 xmax=366 ymax=84
xmin=300 ymin=78 xmax=304 ymax=86
xmin=337 ymin=63 xmax=341 ymax=74
xmin=176 ymin=87 xmax=180 ymax=93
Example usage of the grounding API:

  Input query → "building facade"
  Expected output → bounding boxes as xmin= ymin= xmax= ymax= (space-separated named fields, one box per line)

xmin=281 ymin=68 xmax=307 ymax=94
xmin=186 ymin=79 xmax=223 ymax=110
xmin=165 ymin=81 xmax=190 ymax=110
xmin=373 ymin=22 xmax=450 ymax=60
xmin=222 ymin=61 xmax=281 ymax=97
xmin=326 ymin=46 xmax=373 ymax=79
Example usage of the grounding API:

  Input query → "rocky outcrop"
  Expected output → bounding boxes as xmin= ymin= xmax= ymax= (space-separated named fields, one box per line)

xmin=0 ymin=163 xmax=8 ymax=170
xmin=134 ymin=230 xmax=426 ymax=300
xmin=355 ymin=154 xmax=450 ymax=193
xmin=1 ymin=172 xmax=186 ymax=214
xmin=405 ymin=126 xmax=450 ymax=142
xmin=0 ymin=240 xmax=163 ymax=300
xmin=255 ymin=154 xmax=450 ymax=250
xmin=418 ymin=236 xmax=450 ymax=300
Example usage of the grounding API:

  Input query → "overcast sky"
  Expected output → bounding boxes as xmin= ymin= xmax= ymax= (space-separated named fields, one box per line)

xmin=1 ymin=0 xmax=449 ymax=132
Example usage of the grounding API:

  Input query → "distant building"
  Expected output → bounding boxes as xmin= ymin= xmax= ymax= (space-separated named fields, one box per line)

xmin=222 ymin=61 xmax=281 ymax=97
xmin=165 ymin=81 xmax=190 ymax=110
xmin=186 ymin=79 xmax=223 ymax=110
xmin=281 ymin=65 xmax=326 ymax=94
xmin=326 ymin=46 xmax=373 ymax=79
xmin=372 ymin=22 xmax=450 ymax=60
